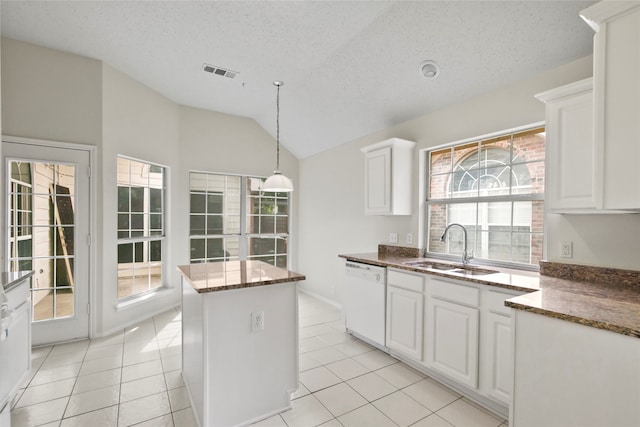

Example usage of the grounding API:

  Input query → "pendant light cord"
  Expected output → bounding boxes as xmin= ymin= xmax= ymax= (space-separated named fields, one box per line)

xmin=275 ymin=82 xmax=281 ymax=171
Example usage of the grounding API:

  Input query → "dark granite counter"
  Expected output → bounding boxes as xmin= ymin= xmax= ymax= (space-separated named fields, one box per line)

xmin=339 ymin=249 xmax=640 ymax=339
xmin=177 ymin=260 xmax=305 ymax=293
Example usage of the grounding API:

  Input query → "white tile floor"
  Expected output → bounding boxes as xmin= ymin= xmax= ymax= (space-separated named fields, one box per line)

xmin=11 ymin=292 xmax=508 ymax=427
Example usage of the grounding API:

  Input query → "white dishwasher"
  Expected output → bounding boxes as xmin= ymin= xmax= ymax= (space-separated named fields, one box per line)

xmin=343 ymin=261 xmax=386 ymax=348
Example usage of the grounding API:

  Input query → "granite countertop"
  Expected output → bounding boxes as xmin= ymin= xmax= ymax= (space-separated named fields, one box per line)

xmin=177 ymin=260 xmax=305 ymax=293
xmin=340 ymin=250 xmax=640 ymax=339
xmin=2 ymin=270 xmax=35 ymax=293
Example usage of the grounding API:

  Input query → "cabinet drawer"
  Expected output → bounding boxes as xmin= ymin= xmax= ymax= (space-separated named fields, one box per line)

xmin=388 ymin=269 xmax=424 ymax=293
xmin=429 ymin=277 xmax=479 ymax=307
xmin=486 ymin=290 xmax=519 ymax=316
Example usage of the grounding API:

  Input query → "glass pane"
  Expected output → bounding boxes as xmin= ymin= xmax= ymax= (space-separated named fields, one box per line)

xmin=150 ymin=214 xmax=162 ymax=233
xmin=118 ymin=243 xmax=134 ymax=264
xmin=478 ymin=166 xmax=511 ymax=195
xmin=33 ymin=163 xmax=55 ymax=195
xmin=57 ymin=226 xmax=75 ymax=256
xmin=452 ymin=169 xmax=478 ymax=197
xmin=190 ymin=215 xmax=205 ymax=236
xmin=117 ymin=268 xmax=135 ymax=300
xmin=190 ymin=193 xmax=206 ymax=214
xmin=226 ymin=176 xmax=242 ymax=195
xmin=11 ymin=161 xmax=32 ymax=183
xmin=130 ymin=187 xmax=144 ymax=212
xmin=33 ymin=195 xmax=52 ymax=225
xmin=55 ymin=288 xmax=74 ymax=318
xmin=118 ymin=187 xmax=130 ymax=212
xmin=118 ymin=214 xmax=130 ymax=232
xmin=530 ymin=233 xmax=544 ymax=265
xmin=275 ymin=255 xmax=287 ymax=268
xmin=429 ymin=147 xmax=452 ymax=175
xmin=511 ymin=232 xmax=532 ymax=264
xmin=260 ymin=217 xmax=275 ymax=234
xmin=224 ymin=237 xmax=240 ymax=259
xmin=453 ymin=142 xmax=479 ymax=170
xmin=207 ymin=215 xmax=223 ymax=235
xmin=480 ymin=136 xmax=511 ymax=161
xmin=487 ymin=228 xmax=512 ymax=262
xmin=190 ymin=239 xmax=205 ymax=261
xmin=513 ymin=161 xmax=544 ymax=195
xmin=224 ymin=215 xmax=241 ymax=235
xmin=207 ymin=174 xmax=226 ymax=193
xmin=150 ymin=240 xmax=162 ymax=262
xmin=429 ymin=173 xmax=451 ymax=200
xmin=276 ymin=237 xmax=287 ymax=254
xmin=131 ymin=214 xmax=144 ymax=235
xmin=206 ymin=238 xmax=225 ymax=259
xmin=149 ymin=188 xmax=163 ymax=213
xmin=276 ymin=217 xmax=288 ymax=234
xmin=190 ymin=173 xmax=207 ymax=192
xmin=134 ymin=242 xmax=143 ymax=262
xmin=250 ymin=237 xmax=276 ymax=256
xmin=247 ymin=177 xmax=263 ymax=196
xmin=512 ymin=127 xmax=545 ymax=164
xmin=276 ymin=199 xmax=288 ymax=216
xmin=260 ymin=197 xmax=276 ymax=214
xmin=33 ymin=290 xmax=53 ymax=321
xmin=207 ymin=194 xmax=223 ymax=214
xmin=427 ymin=203 xmax=448 ymax=254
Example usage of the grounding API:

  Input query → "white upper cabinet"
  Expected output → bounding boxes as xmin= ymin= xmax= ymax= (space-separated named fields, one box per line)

xmin=580 ymin=1 xmax=640 ymax=211
xmin=536 ymin=79 xmax=597 ymax=212
xmin=361 ymin=138 xmax=415 ymax=215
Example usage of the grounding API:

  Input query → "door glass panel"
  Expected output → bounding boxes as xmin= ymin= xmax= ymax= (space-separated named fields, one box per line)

xmin=8 ymin=160 xmax=76 ymax=321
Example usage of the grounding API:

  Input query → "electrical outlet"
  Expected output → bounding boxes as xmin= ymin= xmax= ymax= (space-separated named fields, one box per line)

xmin=560 ymin=241 xmax=573 ymax=259
xmin=406 ymin=233 xmax=413 ymax=244
xmin=389 ymin=233 xmax=398 ymax=244
xmin=251 ymin=311 xmax=264 ymax=332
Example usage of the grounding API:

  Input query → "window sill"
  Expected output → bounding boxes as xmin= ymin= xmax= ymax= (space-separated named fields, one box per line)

xmin=115 ymin=287 xmax=173 ymax=312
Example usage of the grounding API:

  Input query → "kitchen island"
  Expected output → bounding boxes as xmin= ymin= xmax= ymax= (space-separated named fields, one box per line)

xmin=178 ymin=260 xmax=305 ymax=427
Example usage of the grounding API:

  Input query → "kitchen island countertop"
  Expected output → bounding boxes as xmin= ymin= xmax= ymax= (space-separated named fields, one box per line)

xmin=177 ymin=260 xmax=305 ymax=293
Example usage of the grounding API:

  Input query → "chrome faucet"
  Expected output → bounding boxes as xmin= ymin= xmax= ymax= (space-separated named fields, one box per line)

xmin=440 ymin=223 xmax=474 ymax=265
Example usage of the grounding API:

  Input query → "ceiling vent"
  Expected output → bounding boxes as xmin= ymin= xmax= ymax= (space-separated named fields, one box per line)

xmin=202 ymin=63 xmax=238 ymax=79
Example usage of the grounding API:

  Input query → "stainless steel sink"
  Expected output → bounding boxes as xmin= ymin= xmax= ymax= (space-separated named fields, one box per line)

xmin=447 ymin=267 xmax=498 ymax=276
xmin=403 ymin=261 xmax=498 ymax=276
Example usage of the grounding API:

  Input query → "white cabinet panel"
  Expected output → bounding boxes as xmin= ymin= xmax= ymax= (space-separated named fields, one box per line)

xmin=426 ymin=297 xmax=479 ymax=388
xmin=386 ymin=285 xmax=423 ymax=361
xmin=485 ymin=312 xmax=512 ymax=405
xmin=361 ymin=138 xmax=415 ymax=215
xmin=536 ymin=79 xmax=597 ymax=211
xmin=581 ymin=2 xmax=640 ymax=210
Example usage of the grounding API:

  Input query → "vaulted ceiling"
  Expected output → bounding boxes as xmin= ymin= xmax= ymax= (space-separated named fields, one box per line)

xmin=1 ymin=1 xmax=595 ymax=158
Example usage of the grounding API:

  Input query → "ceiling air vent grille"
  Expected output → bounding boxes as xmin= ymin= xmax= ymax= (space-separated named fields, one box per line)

xmin=202 ymin=63 xmax=238 ymax=79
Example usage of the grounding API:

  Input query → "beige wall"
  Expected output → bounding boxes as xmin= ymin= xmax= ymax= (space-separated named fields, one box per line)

xmin=297 ymin=55 xmax=625 ymax=304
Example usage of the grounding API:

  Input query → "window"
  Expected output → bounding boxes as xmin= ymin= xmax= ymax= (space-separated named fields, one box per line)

xmin=426 ymin=126 xmax=545 ymax=267
xmin=117 ymin=157 xmax=165 ymax=300
xmin=189 ymin=172 xmax=289 ymax=268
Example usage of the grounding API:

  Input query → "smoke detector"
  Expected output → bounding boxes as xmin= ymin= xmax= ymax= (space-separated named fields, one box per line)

xmin=420 ymin=60 xmax=440 ymax=80
xmin=202 ymin=63 xmax=238 ymax=79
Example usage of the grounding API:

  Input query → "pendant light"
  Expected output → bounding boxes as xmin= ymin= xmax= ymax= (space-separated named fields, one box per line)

xmin=262 ymin=81 xmax=294 ymax=193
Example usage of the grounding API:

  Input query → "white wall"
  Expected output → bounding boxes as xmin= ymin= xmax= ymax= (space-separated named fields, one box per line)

xmin=1 ymin=38 xmax=299 ymax=337
xmin=298 ymin=56 xmax=598 ymax=304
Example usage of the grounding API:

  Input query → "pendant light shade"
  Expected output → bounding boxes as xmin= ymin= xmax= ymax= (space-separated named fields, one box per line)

xmin=262 ymin=81 xmax=294 ymax=193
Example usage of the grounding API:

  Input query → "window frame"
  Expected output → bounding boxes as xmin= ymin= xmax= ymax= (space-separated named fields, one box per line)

xmin=116 ymin=155 xmax=167 ymax=302
xmin=188 ymin=171 xmax=290 ymax=268
xmin=421 ymin=123 xmax=545 ymax=271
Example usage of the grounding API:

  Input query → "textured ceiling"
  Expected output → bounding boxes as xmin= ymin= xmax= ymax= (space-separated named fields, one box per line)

xmin=1 ymin=1 xmax=596 ymax=158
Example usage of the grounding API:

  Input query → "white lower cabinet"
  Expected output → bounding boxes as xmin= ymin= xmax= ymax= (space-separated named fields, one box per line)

xmin=426 ymin=295 xmax=479 ymax=388
xmin=484 ymin=312 xmax=512 ymax=405
xmin=386 ymin=269 xmax=424 ymax=361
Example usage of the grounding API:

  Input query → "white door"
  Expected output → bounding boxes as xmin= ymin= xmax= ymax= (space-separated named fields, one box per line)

xmin=3 ymin=139 xmax=91 ymax=345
